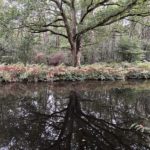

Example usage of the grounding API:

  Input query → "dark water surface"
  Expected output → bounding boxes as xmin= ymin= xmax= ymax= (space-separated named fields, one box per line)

xmin=0 ymin=81 xmax=150 ymax=150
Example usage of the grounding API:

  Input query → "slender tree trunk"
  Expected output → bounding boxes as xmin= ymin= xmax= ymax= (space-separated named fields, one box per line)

xmin=56 ymin=35 xmax=60 ymax=47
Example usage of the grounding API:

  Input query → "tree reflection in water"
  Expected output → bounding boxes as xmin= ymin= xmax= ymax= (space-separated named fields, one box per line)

xmin=0 ymin=82 xmax=150 ymax=150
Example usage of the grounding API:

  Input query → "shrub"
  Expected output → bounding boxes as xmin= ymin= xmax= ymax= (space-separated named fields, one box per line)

xmin=47 ymin=52 xmax=65 ymax=66
xmin=34 ymin=52 xmax=47 ymax=64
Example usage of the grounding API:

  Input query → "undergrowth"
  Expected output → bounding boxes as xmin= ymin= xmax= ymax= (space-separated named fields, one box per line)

xmin=0 ymin=62 xmax=150 ymax=82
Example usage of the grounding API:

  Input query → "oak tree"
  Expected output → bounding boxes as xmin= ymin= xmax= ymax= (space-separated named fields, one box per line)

xmin=2 ymin=0 xmax=150 ymax=66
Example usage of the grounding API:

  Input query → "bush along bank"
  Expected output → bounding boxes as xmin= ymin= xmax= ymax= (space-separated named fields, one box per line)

xmin=1 ymin=62 xmax=150 ymax=82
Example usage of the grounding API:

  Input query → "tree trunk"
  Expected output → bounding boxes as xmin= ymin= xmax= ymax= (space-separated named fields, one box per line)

xmin=72 ymin=49 xmax=81 ymax=67
xmin=56 ymin=35 xmax=60 ymax=47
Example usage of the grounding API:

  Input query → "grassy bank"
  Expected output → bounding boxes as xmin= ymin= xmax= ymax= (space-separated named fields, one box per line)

xmin=1 ymin=62 xmax=150 ymax=82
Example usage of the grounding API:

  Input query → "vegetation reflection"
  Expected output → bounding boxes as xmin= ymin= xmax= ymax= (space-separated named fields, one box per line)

xmin=0 ymin=82 xmax=150 ymax=149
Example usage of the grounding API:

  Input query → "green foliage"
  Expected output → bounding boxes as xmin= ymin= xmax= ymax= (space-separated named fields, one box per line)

xmin=18 ymin=33 xmax=34 ymax=64
xmin=1 ymin=56 xmax=17 ymax=64
xmin=118 ymin=36 xmax=145 ymax=62
xmin=0 ymin=0 xmax=150 ymax=66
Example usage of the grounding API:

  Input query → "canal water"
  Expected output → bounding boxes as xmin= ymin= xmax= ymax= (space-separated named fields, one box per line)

xmin=0 ymin=81 xmax=150 ymax=150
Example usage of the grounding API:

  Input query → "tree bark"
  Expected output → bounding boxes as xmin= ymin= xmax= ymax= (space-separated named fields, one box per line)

xmin=72 ymin=47 xmax=81 ymax=67
xmin=56 ymin=35 xmax=60 ymax=47
xmin=71 ymin=36 xmax=82 ymax=67
xmin=76 ymin=51 xmax=81 ymax=67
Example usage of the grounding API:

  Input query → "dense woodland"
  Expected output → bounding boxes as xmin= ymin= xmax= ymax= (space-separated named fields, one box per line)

xmin=0 ymin=0 xmax=150 ymax=67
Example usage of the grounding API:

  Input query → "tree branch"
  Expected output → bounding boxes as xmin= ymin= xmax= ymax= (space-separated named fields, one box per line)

xmin=77 ymin=0 xmax=139 ymax=36
xmin=104 ymin=12 xmax=150 ymax=26
xmin=51 ymin=0 xmax=75 ymax=50
xmin=42 ymin=18 xmax=65 ymax=28
xmin=62 ymin=0 xmax=71 ymax=7
xmin=30 ymin=28 xmax=68 ymax=38
xmin=80 ymin=0 xmax=109 ymax=24
xmin=126 ymin=18 xmax=150 ymax=27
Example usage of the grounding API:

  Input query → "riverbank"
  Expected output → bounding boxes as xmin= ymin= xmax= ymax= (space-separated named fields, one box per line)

xmin=1 ymin=62 xmax=150 ymax=82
